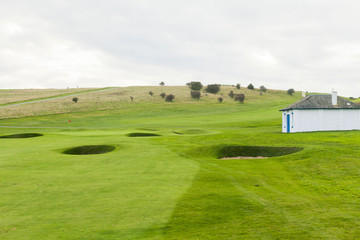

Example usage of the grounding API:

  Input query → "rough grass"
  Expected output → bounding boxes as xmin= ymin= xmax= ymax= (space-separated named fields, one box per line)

xmin=0 ymin=86 xmax=298 ymax=119
xmin=0 ymin=88 xmax=95 ymax=105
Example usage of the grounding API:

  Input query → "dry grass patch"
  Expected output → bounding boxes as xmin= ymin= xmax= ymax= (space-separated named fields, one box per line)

xmin=0 ymin=86 xmax=297 ymax=119
xmin=0 ymin=88 xmax=94 ymax=105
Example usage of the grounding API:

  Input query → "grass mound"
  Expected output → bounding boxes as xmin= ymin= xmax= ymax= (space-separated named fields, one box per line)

xmin=181 ymin=129 xmax=208 ymax=134
xmin=137 ymin=128 xmax=158 ymax=131
xmin=218 ymin=145 xmax=302 ymax=158
xmin=63 ymin=145 xmax=116 ymax=155
xmin=0 ymin=133 xmax=43 ymax=138
xmin=182 ymin=129 xmax=207 ymax=134
xmin=171 ymin=129 xmax=208 ymax=135
xmin=127 ymin=133 xmax=161 ymax=137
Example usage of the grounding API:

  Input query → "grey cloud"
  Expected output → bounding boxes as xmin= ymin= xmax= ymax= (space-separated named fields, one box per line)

xmin=1 ymin=1 xmax=360 ymax=96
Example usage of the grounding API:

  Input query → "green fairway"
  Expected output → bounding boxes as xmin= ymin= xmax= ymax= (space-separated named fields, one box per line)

xmin=1 ymin=87 xmax=360 ymax=239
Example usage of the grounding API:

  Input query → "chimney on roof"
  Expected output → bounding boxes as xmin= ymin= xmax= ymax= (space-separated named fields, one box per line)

xmin=332 ymin=91 xmax=338 ymax=106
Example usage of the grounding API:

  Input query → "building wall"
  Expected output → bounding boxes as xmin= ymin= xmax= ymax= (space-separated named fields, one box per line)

xmin=282 ymin=109 xmax=360 ymax=133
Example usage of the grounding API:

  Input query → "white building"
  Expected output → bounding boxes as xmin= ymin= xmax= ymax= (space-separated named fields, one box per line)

xmin=280 ymin=91 xmax=360 ymax=133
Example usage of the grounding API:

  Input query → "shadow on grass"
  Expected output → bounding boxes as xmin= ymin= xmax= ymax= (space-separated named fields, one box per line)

xmin=162 ymin=169 xmax=265 ymax=239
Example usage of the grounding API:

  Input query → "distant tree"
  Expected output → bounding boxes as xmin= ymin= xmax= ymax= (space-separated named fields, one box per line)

xmin=72 ymin=97 xmax=78 ymax=103
xmin=159 ymin=82 xmax=165 ymax=86
xmin=205 ymin=84 xmax=221 ymax=94
xmin=247 ymin=84 xmax=254 ymax=90
xmin=130 ymin=96 xmax=134 ymax=102
xmin=234 ymin=93 xmax=245 ymax=103
xmin=160 ymin=92 xmax=166 ymax=98
xmin=190 ymin=91 xmax=201 ymax=99
xmin=228 ymin=90 xmax=235 ymax=98
xmin=149 ymin=91 xmax=153 ymax=96
xmin=186 ymin=81 xmax=203 ymax=91
xmin=218 ymin=97 xmax=223 ymax=103
xmin=236 ymin=83 xmax=241 ymax=89
xmin=287 ymin=88 xmax=295 ymax=95
xmin=260 ymin=85 xmax=267 ymax=92
xmin=165 ymin=94 xmax=175 ymax=102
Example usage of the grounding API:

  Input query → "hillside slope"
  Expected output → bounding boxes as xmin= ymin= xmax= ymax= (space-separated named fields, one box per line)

xmin=0 ymin=85 xmax=300 ymax=120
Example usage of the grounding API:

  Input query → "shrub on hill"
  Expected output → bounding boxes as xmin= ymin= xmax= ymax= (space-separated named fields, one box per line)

xmin=228 ymin=91 xmax=234 ymax=98
xmin=287 ymin=88 xmax=295 ymax=95
xmin=130 ymin=96 xmax=133 ymax=102
xmin=165 ymin=94 xmax=175 ymax=102
xmin=190 ymin=91 xmax=201 ymax=99
xmin=149 ymin=91 xmax=153 ymax=96
xmin=186 ymin=81 xmax=203 ymax=91
xmin=160 ymin=92 xmax=166 ymax=98
xmin=72 ymin=97 xmax=78 ymax=103
xmin=234 ymin=93 xmax=245 ymax=103
xmin=247 ymin=84 xmax=254 ymax=90
xmin=260 ymin=85 xmax=267 ymax=92
xmin=205 ymin=84 xmax=221 ymax=94
xmin=159 ymin=82 xmax=165 ymax=86
xmin=236 ymin=83 xmax=241 ymax=89
xmin=218 ymin=97 xmax=223 ymax=103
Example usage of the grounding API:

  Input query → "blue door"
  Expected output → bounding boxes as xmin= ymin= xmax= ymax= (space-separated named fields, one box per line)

xmin=287 ymin=114 xmax=290 ymax=133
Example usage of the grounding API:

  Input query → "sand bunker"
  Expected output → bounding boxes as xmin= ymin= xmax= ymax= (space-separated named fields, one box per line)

xmin=127 ymin=133 xmax=161 ymax=137
xmin=218 ymin=146 xmax=303 ymax=159
xmin=220 ymin=156 xmax=269 ymax=160
xmin=63 ymin=145 xmax=116 ymax=155
xmin=0 ymin=133 xmax=43 ymax=138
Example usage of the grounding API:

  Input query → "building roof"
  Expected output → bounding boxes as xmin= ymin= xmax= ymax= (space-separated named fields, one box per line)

xmin=280 ymin=95 xmax=360 ymax=111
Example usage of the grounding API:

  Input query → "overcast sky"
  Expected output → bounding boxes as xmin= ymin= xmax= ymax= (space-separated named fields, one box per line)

xmin=1 ymin=1 xmax=360 ymax=96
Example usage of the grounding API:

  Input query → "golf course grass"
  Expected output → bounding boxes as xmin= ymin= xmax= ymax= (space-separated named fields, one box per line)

xmin=1 ymin=86 xmax=360 ymax=239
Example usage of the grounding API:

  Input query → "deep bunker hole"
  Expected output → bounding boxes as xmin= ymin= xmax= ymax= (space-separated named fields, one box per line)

xmin=127 ymin=133 xmax=161 ymax=137
xmin=63 ymin=145 xmax=116 ymax=155
xmin=218 ymin=146 xmax=303 ymax=159
xmin=0 ymin=133 xmax=43 ymax=139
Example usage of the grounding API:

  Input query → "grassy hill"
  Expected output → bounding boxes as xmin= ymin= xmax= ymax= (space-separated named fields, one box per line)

xmin=1 ymin=86 xmax=360 ymax=239
xmin=0 ymin=86 xmax=298 ymax=120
